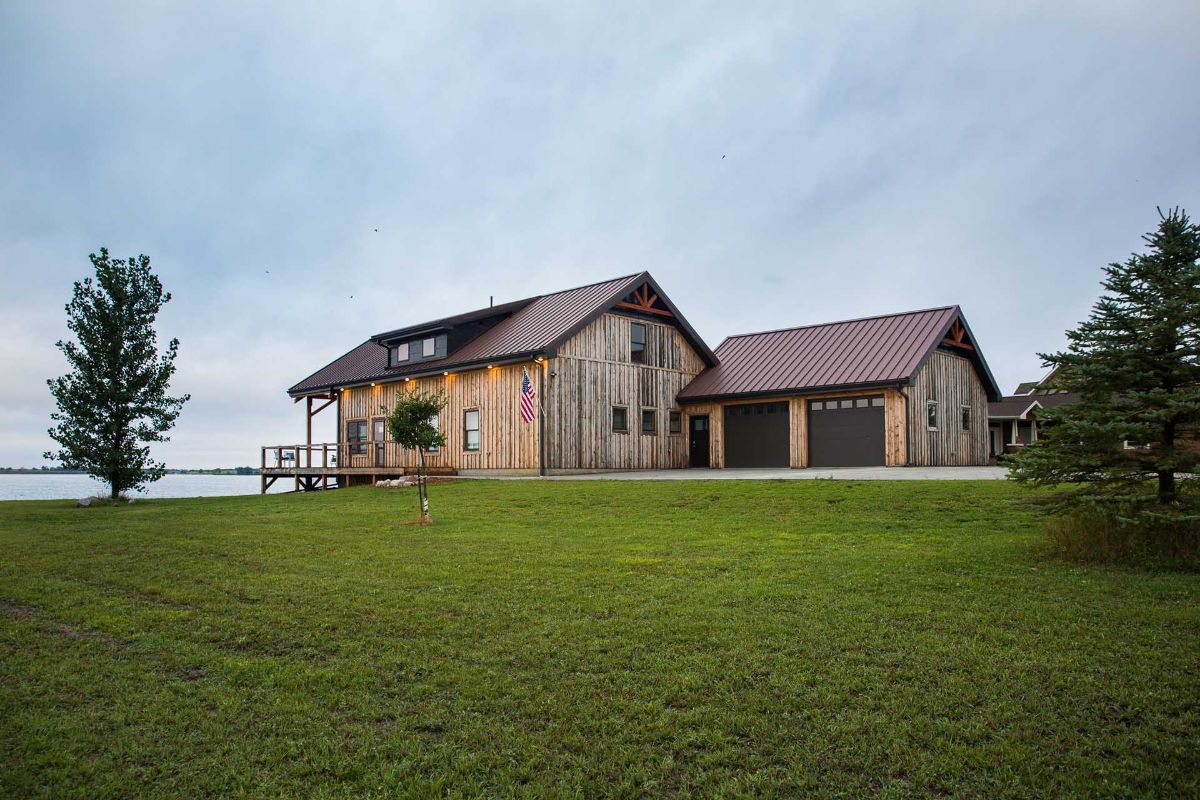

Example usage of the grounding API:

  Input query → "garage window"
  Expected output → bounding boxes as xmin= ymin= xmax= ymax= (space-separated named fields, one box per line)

xmin=961 ymin=406 xmax=971 ymax=431
xmin=612 ymin=406 xmax=628 ymax=432
xmin=927 ymin=401 xmax=939 ymax=431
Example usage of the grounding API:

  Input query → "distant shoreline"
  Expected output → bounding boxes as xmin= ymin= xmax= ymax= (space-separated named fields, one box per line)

xmin=0 ymin=468 xmax=260 ymax=476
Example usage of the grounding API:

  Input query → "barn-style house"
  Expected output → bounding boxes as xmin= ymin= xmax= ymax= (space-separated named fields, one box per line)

xmin=262 ymin=273 xmax=1000 ymax=490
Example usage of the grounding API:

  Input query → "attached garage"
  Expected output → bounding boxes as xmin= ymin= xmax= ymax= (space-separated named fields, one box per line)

xmin=723 ymin=402 xmax=789 ymax=467
xmin=807 ymin=396 xmax=886 ymax=467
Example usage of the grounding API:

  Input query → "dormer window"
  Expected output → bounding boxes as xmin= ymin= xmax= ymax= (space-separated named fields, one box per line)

xmin=391 ymin=342 xmax=409 ymax=366
xmin=422 ymin=338 xmax=436 ymax=357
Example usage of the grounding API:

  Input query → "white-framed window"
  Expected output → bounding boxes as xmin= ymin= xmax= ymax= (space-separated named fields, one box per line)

xmin=927 ymin=401 xmax=939 ymax=431
xmin=961 ymin=405 xmax=971 ymax=432
xmin=422 ymin=337 xmax=436 ymax=357
xmin=463 ymin=409 xmax=480 ymax=452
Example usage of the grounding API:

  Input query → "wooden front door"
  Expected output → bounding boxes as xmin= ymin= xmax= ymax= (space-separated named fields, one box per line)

xmin=372 ymin=418 xmax=386 ymax=467
xmin=689 ymin=415 xmax=710 ymax=468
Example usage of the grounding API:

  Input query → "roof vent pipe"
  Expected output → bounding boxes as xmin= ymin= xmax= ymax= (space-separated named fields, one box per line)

xmin=490 ymin=295 xmax=493 ymax=307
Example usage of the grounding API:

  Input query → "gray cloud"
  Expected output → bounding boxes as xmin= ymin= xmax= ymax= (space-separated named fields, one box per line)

xmin=2 ymin=1 xmax=1197 ymax=466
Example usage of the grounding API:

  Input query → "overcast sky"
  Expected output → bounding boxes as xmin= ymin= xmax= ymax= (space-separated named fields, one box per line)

xmin=1 ymin=2 xmax=1197 ymax=468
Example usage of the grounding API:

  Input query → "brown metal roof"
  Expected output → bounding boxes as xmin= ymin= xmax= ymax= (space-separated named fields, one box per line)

xmin=678 ymin=306 xmax=1001 ymax=401
xmin=288 ymin=272 xmax=716 ymax=395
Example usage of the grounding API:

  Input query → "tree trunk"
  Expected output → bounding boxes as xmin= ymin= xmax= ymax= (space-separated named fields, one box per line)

xmin=1158 ymin=470 xmax=1176 ymax=504
xmin=417 ymin=448 xmax=430 ymax=522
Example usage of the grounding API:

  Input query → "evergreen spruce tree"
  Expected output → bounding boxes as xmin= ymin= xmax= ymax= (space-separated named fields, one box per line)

xmin=45 ymin=248 xmax=190 ymax=500
xmin=1009 ymin=208 xmax=1200 ymax=514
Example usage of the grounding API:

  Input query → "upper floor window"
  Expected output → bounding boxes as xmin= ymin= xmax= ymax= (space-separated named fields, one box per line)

xmin=463 ymin=409 xmax=480 ymax=452
xmin=422 ymin=337 xmax=436 ymax=357
xmin=927 ymin=401 xmax=939 ymax=431
xmin=630 ymin=322 xmax=646 ymax=364
xmin=391 ymin=341 xmax=409 ymax=365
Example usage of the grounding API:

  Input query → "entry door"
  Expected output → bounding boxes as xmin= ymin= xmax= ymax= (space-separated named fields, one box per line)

xmin=372 ymin=418 xmax=386 ymax=467
xmin=689 ymin=415 xmax=710 ymax=468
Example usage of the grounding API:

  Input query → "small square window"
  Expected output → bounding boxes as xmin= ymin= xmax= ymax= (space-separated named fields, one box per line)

xmin=871 ymin=397 xmax=885 ymax=407
xmin=612 ymin=406 xmax=628 ymax=432
xmin=927 ymin=401 xmax=939 ymax=431
xmin=856 ymin=398 xmax=869 ymax=408
xmin=961 ymin=406 xmax=971 ymax=432
xmin=841 ymin=400 xmax=855 ymax=409
xmin=630 ymin=323 xmax=647 ymax=364
xmin=641 ymin=408 xmax=656 ymax=434
xmin=811 ymin=401 xmax=823 ymax=411
xmin=669 ymin=411 xmax=682 ymax=434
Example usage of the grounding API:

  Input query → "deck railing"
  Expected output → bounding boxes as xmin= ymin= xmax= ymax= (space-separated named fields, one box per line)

xmin=260 ymin=442 xmax=418 ymax=471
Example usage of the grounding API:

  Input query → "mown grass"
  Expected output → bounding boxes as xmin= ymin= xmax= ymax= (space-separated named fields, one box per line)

xmin=1 ymin=480 xmax=1198 ymax=799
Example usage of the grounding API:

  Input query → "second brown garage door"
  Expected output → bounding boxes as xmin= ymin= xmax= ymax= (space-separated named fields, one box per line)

xmin=807 ymin=396 xmax=886 ymax=467
xmin=724 ymin=402 xmax=790 ymax=468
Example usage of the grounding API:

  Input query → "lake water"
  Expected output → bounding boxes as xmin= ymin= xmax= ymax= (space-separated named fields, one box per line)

xmin=0 ymin=474 xmax=289 ymax=501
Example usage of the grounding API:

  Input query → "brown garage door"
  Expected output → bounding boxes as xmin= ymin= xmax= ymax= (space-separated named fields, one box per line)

xmin=724 ymin=402 xmax=789 ymax=468
xmin=808 ymin=396 xmax=885 ymax=467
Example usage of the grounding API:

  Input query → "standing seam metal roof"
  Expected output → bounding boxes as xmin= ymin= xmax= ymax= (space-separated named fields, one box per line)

xmin=677 ymin=306 xmax=971 ymax=400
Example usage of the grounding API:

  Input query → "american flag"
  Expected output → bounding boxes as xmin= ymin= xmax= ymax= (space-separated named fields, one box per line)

xmin=520 ymin=367 xmax=537 ymax=423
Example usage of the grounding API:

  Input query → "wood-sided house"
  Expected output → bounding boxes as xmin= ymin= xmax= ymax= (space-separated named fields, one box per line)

xmin=265 ymin=273 xmax=716 ymax=489
xmin=264 ymin=274 xmax=1000 ymax=490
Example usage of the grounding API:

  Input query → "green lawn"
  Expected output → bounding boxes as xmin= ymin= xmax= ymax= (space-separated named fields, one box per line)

xmin=1 ymin=481 xmax=1197 ymax=799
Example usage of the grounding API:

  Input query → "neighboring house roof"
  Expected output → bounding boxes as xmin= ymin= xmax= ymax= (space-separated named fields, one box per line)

xmin=987 ymin=392 xmax=1080 ymax=419
xmin=288 ymin=272 xmax=717 ymax=396
xmin=1013 ymin=366 xmax=1065 ymax=396
xmin=1013 ymin=381 xmax=1039 ymax=395
xmin=678 ymin=306 xmax=1002 ymax=402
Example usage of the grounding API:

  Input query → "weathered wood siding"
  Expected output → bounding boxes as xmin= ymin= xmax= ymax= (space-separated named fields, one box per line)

xmin=682 ymin=387 xmax=907 ymax=468
xmin=906 ymin=349 xmax=989 ymax=465
xmin=338 ymin=362 xmax=541 ymax=472
xmin=545 ymin=313 xmax=707 ymax=470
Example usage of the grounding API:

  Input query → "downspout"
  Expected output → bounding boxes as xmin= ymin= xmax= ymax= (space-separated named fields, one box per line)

xmin=538 ymin=359 xmax=547 ymax=477
xmin=898 ymin=383 xmax=911 ymax=466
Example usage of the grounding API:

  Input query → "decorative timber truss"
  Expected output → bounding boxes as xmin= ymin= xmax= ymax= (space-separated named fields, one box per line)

xmin=615 ymin=282 xmax=674 ymax=318
xmin=941 ymin=318 xmax=974 ymax=352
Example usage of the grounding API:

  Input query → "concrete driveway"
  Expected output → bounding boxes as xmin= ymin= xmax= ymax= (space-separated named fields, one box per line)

xmin=543 ymin=466 xmax=1009 ymax=481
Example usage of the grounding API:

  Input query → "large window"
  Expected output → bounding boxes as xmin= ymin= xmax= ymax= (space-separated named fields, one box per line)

xmin=463 ymin=409 xmax=480 ymax=452
xmin=612 ymin=406 xmax=628 ymax=432
xmin=927 ymin=401 xmax=939 ymax=431
xmin=391 ymin=341 xmax=409 ymax=365
xmin=422 ymin=337 xmax=436 ymax=358
xmin=630 ymin=322 xmax=646 ymax=364
xmin=961 ymin=405 xmax=971 ymax=431
xmin=641 ymin=408 xmax=656 ymax=435
xmin=346 ymin=420 xmax=367 ymax=455
xmin=668 ymin=410 xmax=682 ymax=435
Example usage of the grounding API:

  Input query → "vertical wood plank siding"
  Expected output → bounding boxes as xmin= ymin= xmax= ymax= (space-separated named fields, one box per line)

xmin=906 ymin=350 xmax=989 ymax=465
xmin=545 ymin=313 xmax=707 ymax=470
xmin=338 ymin=362 xmax=540 ymax=472
xmin=682 ymin=388 xmax=908 ymax=468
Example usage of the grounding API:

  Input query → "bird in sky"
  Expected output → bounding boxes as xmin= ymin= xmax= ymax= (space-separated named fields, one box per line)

xmin=721 ymin=154 xmax=726 ymax=159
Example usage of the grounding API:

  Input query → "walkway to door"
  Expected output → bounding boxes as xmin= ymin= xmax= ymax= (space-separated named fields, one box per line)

xmin=540 ymin=466 xmax=1008 ymax=481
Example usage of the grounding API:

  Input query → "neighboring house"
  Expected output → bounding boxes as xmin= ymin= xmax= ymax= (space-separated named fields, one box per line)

xmin=677 ymin=308 xmax=1000 ymax=468
xmin=264 ymin=273 xmax=1001 ymax=490
xmin=986 ymin=368 xmax=1080 ymax=458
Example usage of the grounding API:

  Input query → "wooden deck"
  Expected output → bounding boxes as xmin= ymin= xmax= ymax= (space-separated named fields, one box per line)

xmin=259 ymin=443 xmax=456 ymax=493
